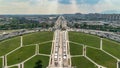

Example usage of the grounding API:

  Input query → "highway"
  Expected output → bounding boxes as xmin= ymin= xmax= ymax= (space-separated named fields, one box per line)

xmin=54 ymin=16 xmax=68 ymax=30
xmin=48 ymin=16 xmax=71 ymax=68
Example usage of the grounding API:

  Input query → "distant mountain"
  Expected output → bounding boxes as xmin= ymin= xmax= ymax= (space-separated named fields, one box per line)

xmin=102 ymin=10 xmax=120 ymax=14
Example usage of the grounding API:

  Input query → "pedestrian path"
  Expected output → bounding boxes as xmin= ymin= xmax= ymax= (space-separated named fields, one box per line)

xmin=69 ymin=37 xmax=120 ymax=68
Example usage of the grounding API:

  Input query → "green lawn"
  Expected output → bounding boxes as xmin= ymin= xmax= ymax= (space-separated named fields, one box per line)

xmin=0 ymin=37 xmax=20 ymax=56
xmin=39 ymin=42 xmax=52 ymax=54
xmin=9 ymin=66 xmax=18 ymax=68
xmin=0 ymin=58 xmax=2 ymax=68
xmin=87 ymin=47 xmax=117 ymax=68
xmin=70 ymin=42 xmax=83 ymax=55
xmin=72 ymin=57 xmax=97 ymax=68
xmin=23 ymin=31 xmax=53 ymax=45
xmin=24 ymin=55 xmax=49 ymax=68
xmin=103 ymin=38 xmax=120 ymax=59
xmin=7 ymin=46 xmax=35 ymax=65
xmin=69 ymin=32 xmax=100 ymax=48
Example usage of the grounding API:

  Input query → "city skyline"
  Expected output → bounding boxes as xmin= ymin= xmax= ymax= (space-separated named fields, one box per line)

xmin=0 ymin=0 xmax=120 ymax=14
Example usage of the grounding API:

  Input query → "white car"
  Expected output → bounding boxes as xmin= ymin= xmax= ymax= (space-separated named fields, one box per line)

xmin=63 ymin=55 xmax=67 ymax=59
xmin=54 ymin=55 xmax=58 ymax=61
xmin=55 ymin=53 xmax=58 ymax=56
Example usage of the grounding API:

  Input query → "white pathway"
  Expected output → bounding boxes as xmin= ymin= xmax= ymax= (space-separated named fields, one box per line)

xmin=0 ymin=33 xmax=120 ymax=68
xmin=20 ymin=36 xmax=23 ymax=47
xmin=100 ymin=38 xmax=103 ymax=50
xmin=70 ymin=37 xmax=120 ymax=68
xmin=66 ymin=31 xmax=71 ymax=67
xmin=0 ymin=35 xmax=53 ymax=68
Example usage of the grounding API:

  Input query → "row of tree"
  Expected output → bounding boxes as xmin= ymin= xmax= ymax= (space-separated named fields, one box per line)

xmin=68 ymin=23 xmax=120 ymax=32
xmin=0 ymin=18 xmax=54 ymax=30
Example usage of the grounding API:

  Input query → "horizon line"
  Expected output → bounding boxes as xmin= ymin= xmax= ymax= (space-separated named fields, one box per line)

xmin=0 ymin=13 xmax=120 ymax=15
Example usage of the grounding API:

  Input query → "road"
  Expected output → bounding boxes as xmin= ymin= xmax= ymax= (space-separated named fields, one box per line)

xmin=48 ymin=16 xmax=71 ymax=68
xmin=54 ymin=16 xmax=68 ymax=30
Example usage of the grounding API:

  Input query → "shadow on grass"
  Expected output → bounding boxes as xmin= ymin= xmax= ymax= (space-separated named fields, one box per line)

xmin=34 ymin=60 xmax=42 ymax=68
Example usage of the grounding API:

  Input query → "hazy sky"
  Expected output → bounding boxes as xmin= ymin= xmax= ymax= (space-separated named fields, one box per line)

xmin=0 ymin=0 xmax=120 ymax=14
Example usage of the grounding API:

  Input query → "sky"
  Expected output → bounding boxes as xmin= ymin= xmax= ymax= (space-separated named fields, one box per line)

xmin=0 ymin=0 xmax=120 ymax=14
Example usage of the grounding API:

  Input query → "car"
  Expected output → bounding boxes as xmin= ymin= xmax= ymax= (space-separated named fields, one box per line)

xmin=55 ymin=53 xmax=58 ymax=56
xmin=63 ymin=55 xmax=67 ymax=59
xmin=54 ymin=55 xmax=58 ymax=61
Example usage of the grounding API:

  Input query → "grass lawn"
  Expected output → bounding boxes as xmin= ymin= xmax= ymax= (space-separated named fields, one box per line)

xmin=7 ymin=46 xmax=35 ymax=66
xmin=23 ymin=31 xmax=53 ymax=45
xmin=69 ymin=32 xmax=100 ymax=48
xmin=70 ymin=42 xmax=83 ymax=55
xmin=103 ymin=38 xmax=120 ymax=59
xmin=9 ymin=66 xmax=18 ymax=68
xmin=0 ymin=58 xmax=2 ymax=68
xmin=0 ymin=37 xmax=20 ymax=56
xmin=87 ymin=47 xmax=117 ymax=68
xmin=39 ymin=42 xmax=52 ymax=55
xmin=24 ymin=55 xmax=49 ymax=68
xmin=72 ymin=57 xmax=97 ymax=68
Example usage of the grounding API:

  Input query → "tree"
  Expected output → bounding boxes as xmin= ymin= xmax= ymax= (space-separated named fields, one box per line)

xmin=34 ymin=60 xmax=42 ymax=68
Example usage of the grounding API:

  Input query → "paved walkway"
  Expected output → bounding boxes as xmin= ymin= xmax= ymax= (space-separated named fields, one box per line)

xmin=0 ymin=31 xmax=120 ymax=68
xmin=69 ymin=38 xmax=120 ymax=68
